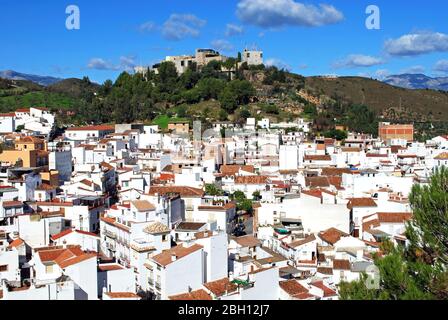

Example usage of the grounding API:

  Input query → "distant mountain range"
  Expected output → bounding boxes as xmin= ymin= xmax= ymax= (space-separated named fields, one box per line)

xmin=0 ymin=70 xmax=62 ymax=86
xmin=383 ymin=74 xmax=448 ymax=91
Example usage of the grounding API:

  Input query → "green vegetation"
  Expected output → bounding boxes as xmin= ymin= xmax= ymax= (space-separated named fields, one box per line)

xmin=2 ymin=62 xmax=448 ymax=138
xmin=205 ymin=184 xmax=224 ymax=196
xmin=231 ymin=191 xmax=253 ymax=214
xmin=323 ymin=129 xmax=348 ymax=141
xmin=339 ymin=167 xmax=448 ymax=300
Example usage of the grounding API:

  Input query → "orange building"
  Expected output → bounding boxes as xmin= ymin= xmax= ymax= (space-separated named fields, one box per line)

xmin=378 ymin=122 xmax=414 ymax=142
xmin=0 ymin=136 xmax=48 ymax=167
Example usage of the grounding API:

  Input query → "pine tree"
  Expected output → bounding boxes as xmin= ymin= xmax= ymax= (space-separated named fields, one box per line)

xmin=339 ymin=167 xmax=448 ymax=300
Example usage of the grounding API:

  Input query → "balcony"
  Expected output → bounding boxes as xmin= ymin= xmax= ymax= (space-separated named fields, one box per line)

xmin=105 ymin=230 xmax=117 ymax=239
xmin=155 ymin=282 xmax=161 ymax=290
xmin=148 ymin=278 xmax=154 ymax=286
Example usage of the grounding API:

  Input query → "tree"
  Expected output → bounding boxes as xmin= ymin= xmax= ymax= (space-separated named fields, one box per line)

xmin=324 ymin=129 xmax=348 ymax=141
xmin=339 ymin=167 xmax=448 ymax=300
xmin=231 ymin=191 xmax=253 ymax=214
xmin=218 ymin=109 xmax=228 ymax=121
xmin=239 ymin=108 xmax=251 ymax=120
xmin=344 ymin=105 xmax=378 ymax=135
xmin=252 ymin=191 xmax=262 ymax=201
xmin=205 ymin=184 xmax=224 ymax=196
xmin=196 ymin=78 xmax=226 ymax=100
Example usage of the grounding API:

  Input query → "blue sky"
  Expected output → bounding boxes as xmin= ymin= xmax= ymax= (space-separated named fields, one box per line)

xmin=1 ymin=0 xmax=447 ymax=83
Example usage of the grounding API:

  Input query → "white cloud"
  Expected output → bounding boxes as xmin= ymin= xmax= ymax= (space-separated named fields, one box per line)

xmin=236 ymin=0 xmax=344 ymax=28
xmin=161 ymin=14 xmax=206 ymax=41
xmin=384 ymin=31 xmax=448 ymax=56
xmin=434 ymin=60 xmax=448 ymax=73
xmin=211 ymin=39 xmax=234 ymax=52
xmin=87 ymin=58 xmax=120 ymax=71
xmin=265 ymin=58 xmax=291 ymax=71
xmin=225 ymin=24 xmax=244 ymax=37
xmin=87 ymin=56 xmax=136 ymax=72
xmin=138 ymin=21 xmax=158 ymax=33
xmin=400 ymin=65 xmax=426 ymax=74
xmin=119 ymin=56 xmax=137 ymax=72
xmin=333 ymin=54 xmax=384 ymax=69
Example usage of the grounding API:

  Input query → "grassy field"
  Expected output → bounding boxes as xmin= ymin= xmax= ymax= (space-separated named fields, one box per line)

xmin=0 ymin=91 xmax=78 ymax=112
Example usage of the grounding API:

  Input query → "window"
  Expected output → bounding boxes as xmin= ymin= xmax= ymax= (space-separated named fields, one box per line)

xmin=162 ymin=235 xmax=168 ymax=242
xmin=0 ymin=265 xmax=8 ymax=272
xmin=46 ymin=264 xmax=54 ymax=273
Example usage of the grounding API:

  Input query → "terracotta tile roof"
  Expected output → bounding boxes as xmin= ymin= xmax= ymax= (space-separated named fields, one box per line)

xmin=304 ymin=155 xmax=331 ymax=161
xmin=0 ymin=112 xmax=15 ymax=117
xmin=347 ymin=197 xmax=377 ymax=209
xmin=98 ymin=264 xmax=124 ymax=271
xmin=8 ymin=238 xmax=24 ymax=249
xmin=66 ymin=125 xmax=115 ymax=132
xmin=131 ymin=200 xmax=156 ymax=212
xmin=305 ymin=176 xmax=330 ymax=188
xmin=15 ymin=108 xmax=30 ymax=113
xmin=279 ymin=170 xmax=298 ymax=174
xmin=234 ymin=176 xmax=270 ymax=185
xmin=366 ymin=153 xmax=388 ymax=158
xmin=38 ymin=246 xmax=97 ymax=269
xmin=318 ymin=228 xmax=349 ymax=245
xmin=169 ymin=289 xmax=212 ymax=301
xmin=311 ymin=281 xmax=337 ymax=297
xmin=204 ymin=278 xmax=238 ymax=297
xmin=151 ymin=244 xmax=203 ymax=267
xmin=51 ymin=229 xmax=99 ymax=241
xmin=333 ymin=259 xmax=351 ymax=270
xmin=220 ymin=165 xmax=255 ymax=176
xmin=289 ymin=234 xmax=316 ymax=248
xmin=147 ymin=186 xmax=204 ymax=197
xmin=321 ymin=168 xmax=354 ymax=177
xmin=363 ymin=212 xmax=412 ymax=232
xmin=16 ymin=136 xmax=45 ymax=144
xmin=232 ymin=235 xmax=261 ymax=248
xmin=279 ymin=280 xmax=312 ymax=299
xmin=2 ymin=201 xmax=23 ymax=208
xmin=376 ymin=212 xmax=412 ymax=223
xmin=104 ymin=292 xmax=141 ymax=299
xmin=80 ymin=179 xmax=93 ymax=187
xmin=341 ymin=147 xmax=362 ymax=153
xmin=317 ymin=267 xmax=333 ymax=275
xmin=176 ymin=222 xmax=207 ymax=231
xmin=302 ymin=189 xmax=322 ymax=199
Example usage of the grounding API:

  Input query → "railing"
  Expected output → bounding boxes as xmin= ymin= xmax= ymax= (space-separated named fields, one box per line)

xmin=105 ymin=230 xmax=117 ymax=239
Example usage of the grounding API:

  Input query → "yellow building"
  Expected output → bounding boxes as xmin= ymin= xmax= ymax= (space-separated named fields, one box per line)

xmin=0 ymin=136 xmax=48 ymax=167
xmin=168 ymin=120 xmax=190 ymax=134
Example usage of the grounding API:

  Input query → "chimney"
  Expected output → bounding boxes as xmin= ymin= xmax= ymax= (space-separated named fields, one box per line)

xmin=171 ymin=254 xmax=177 ymax=262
